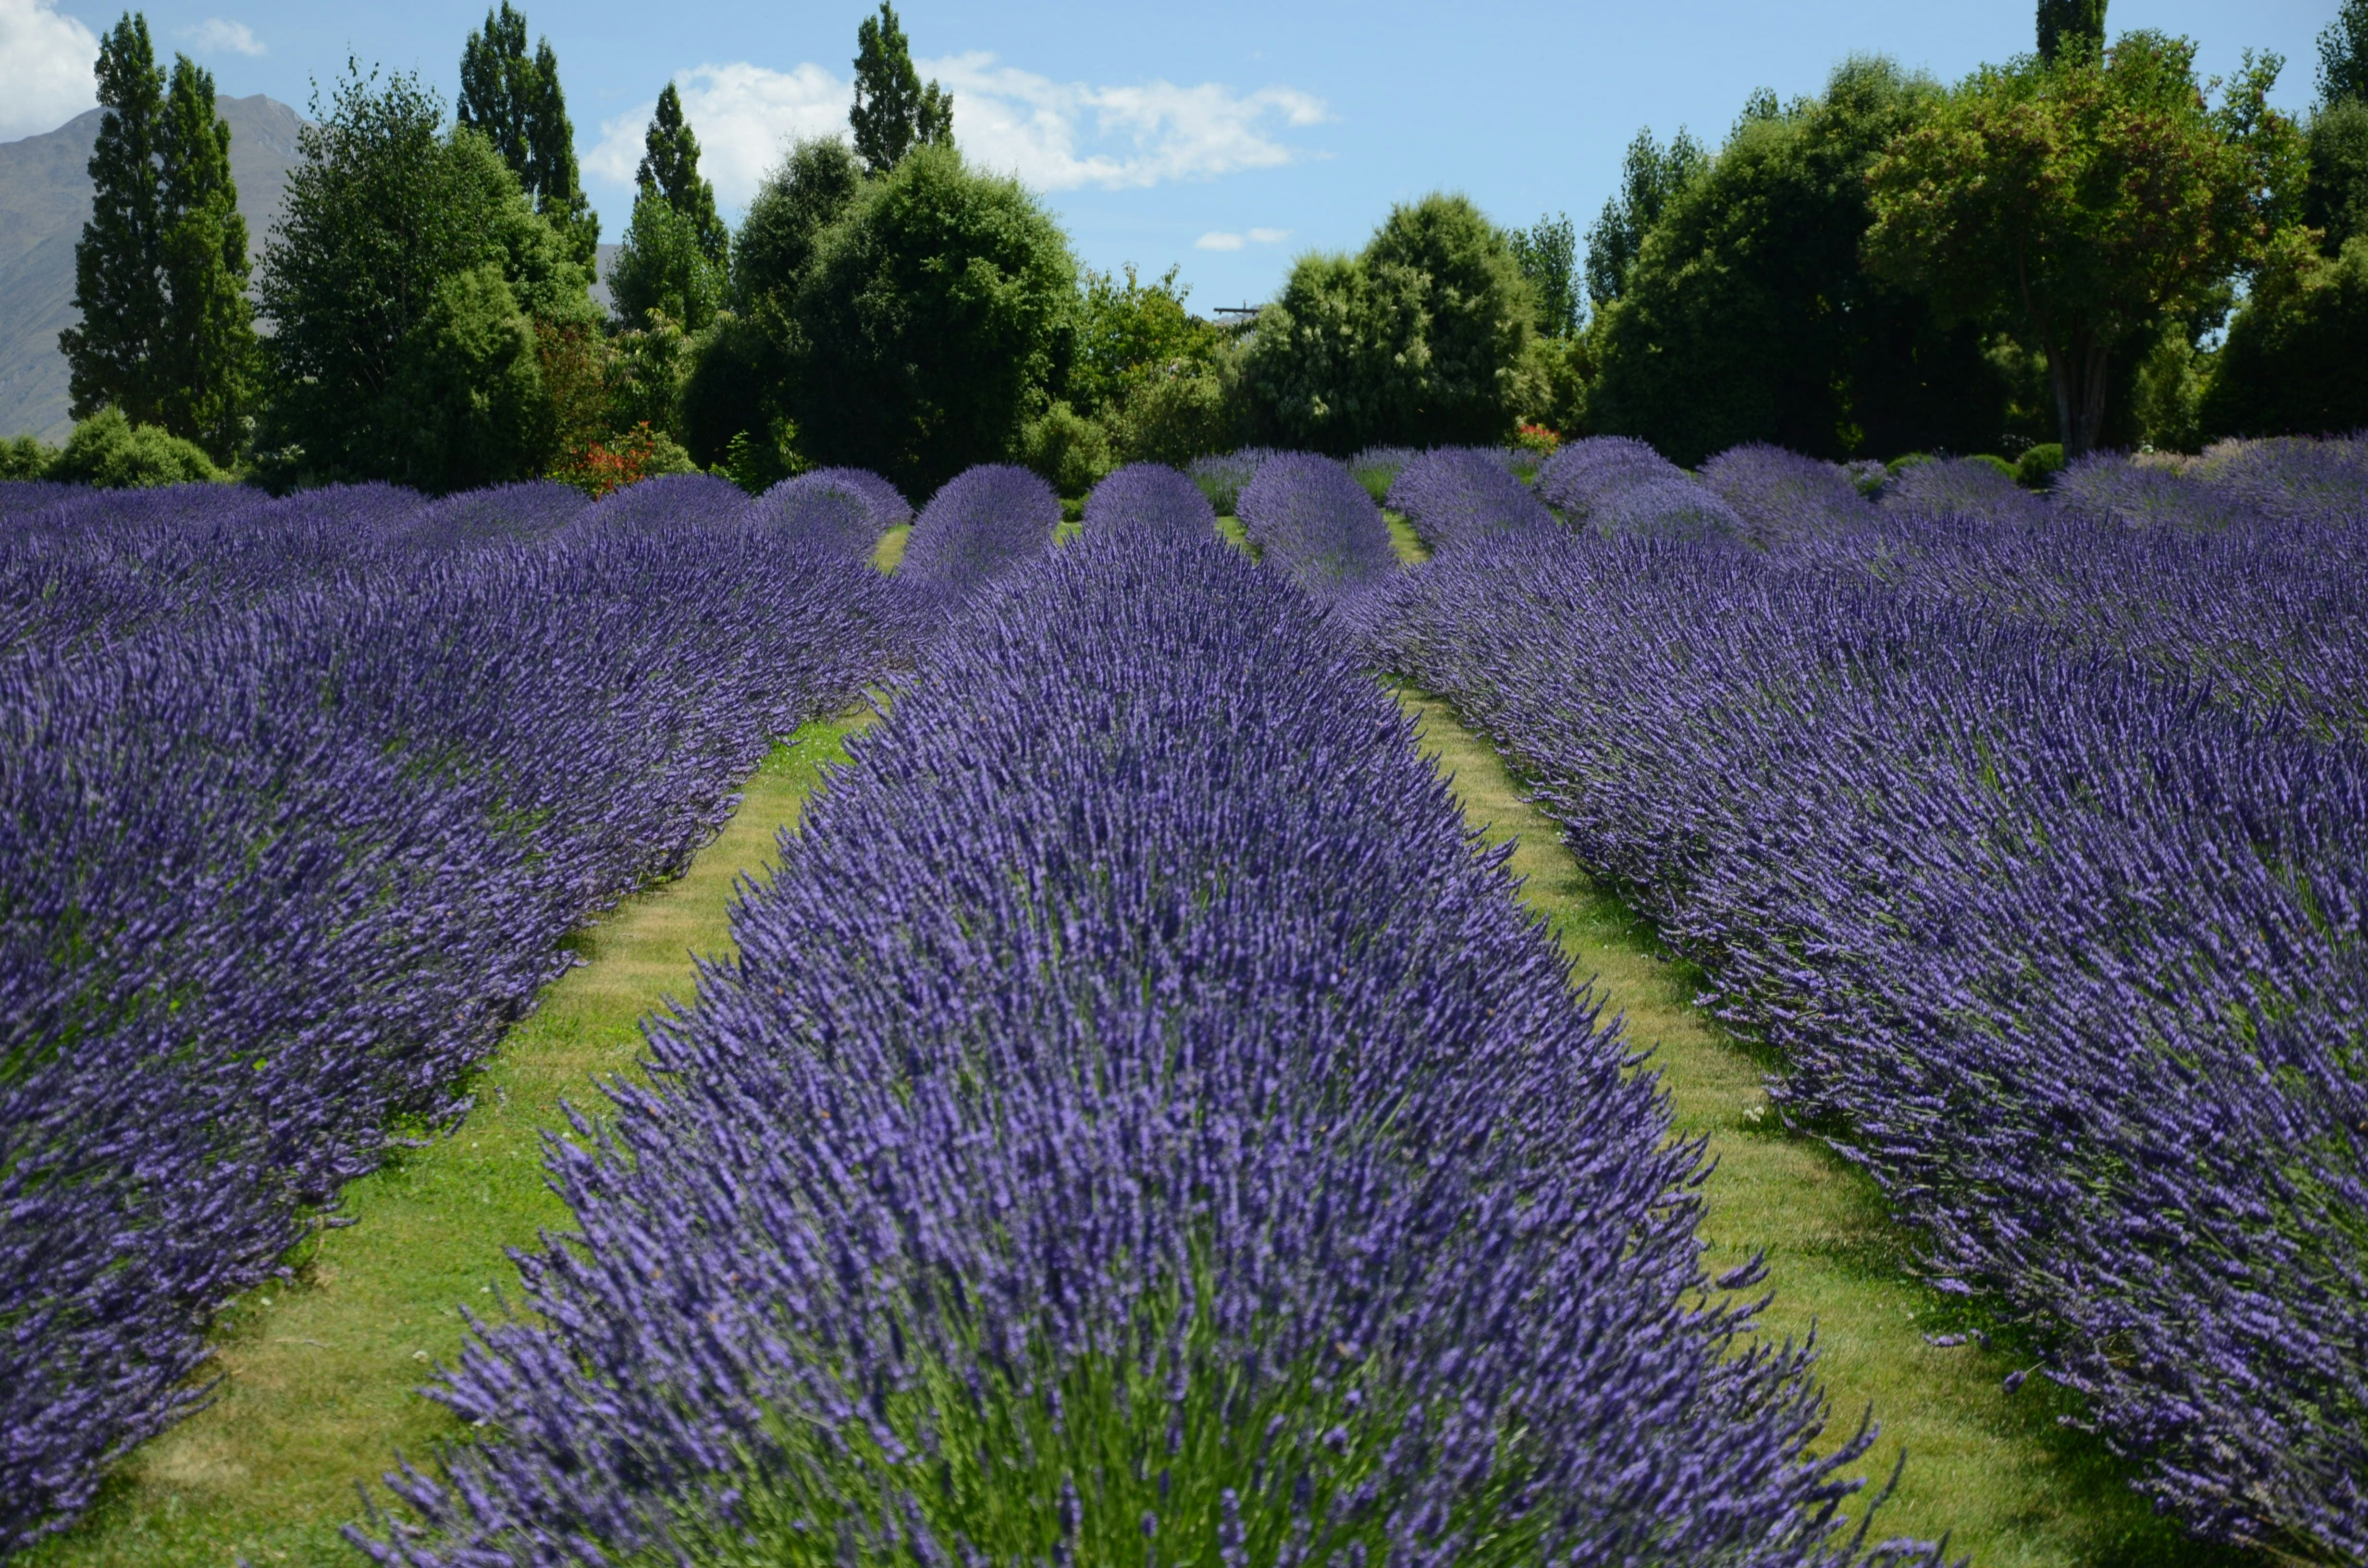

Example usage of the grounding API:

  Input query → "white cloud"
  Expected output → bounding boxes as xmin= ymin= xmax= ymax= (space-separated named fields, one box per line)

xmin=587 ymin=62 xmax=848 ymax=208
xmin=0 ymin=0 xmax=98 ymax=141
xmin=1196 ymin=227 xmax=1290 ymax=252
xmin=182 ymin=17 xmax=265 ymax=57
xmin=923 ymin=52 xmax=1326 ymax=191
xmin=583 ymin=52 xmax=1326 ymax=210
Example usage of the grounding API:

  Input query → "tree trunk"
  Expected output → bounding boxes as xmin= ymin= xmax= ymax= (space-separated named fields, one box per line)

xmin=2047 ymin=331 xmax=2111 ymax=457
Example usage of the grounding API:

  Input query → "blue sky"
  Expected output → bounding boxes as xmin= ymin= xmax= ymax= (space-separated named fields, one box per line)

xmin=1 ymin=0 xmax=2342 ymax=307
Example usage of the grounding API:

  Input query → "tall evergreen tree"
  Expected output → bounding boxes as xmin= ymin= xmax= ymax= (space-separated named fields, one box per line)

xmin=458 ymin=4 xmax=597 ymax=265
xmin=850 ymin=2 xmax=951 ymax=176
xmin=2322 ymin=0 xmax=2368 ymax=106
xmin=155 ymin=55 xmax=255 ymax=458
xmin=2037 ymin=0 xmax=2108 ymax=62
xmin=636 ymin=83 xmax=728 ymax=265
xmin=1581 ymin=127 xmax=1706 ymax=311
xmin=61 ymin=13 xmax=170 ymax=428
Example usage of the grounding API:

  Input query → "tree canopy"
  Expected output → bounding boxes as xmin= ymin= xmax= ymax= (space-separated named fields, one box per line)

xmin=1588 ymin=58 xmax=2004 ymax=466
xmin=1509 ymin=212 xmax=1580 ymax=337
xmin=2037 ymin=0 xmax=2108 ymax=63
xmin=258 ymin=66 xmax=595 ymax=490
xmin=850 ymin=2 xmax=951 ymax=175
xmin=1864 ymin=32 xmax=2302 ymax=455
xmin=789 ymin=145 xmax=1075 ymax=492
xmin=457 ymin=3 xmax=597 ymax=265
xmin=636 ymin=83 xmax=728 ymax=264
xmin=2322 ymin=0 xmax=2368 ymax=107
xmin=1581 ymin=127 xmax=1706 ymax=312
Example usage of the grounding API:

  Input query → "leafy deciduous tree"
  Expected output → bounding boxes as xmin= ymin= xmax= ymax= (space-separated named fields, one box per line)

xmin=1509 ymin=212 xmax=1580 ymax=336
xmin=609 ymin=186 xmax=726 ymax=331
xmin=2306 ymin=98 xmax=2368 ymax=250
xmin=62 ymin=15 xmax=170 ymax=432
xmin=259 ymin=65 xmax=596 ymax=490
xmin=734 ymin=136 xmax=864 ymax=315
xmin=1589 ymin=58 xmax=2006 ymax=465
xmin=850 ymin=2 xmax=951 ymax=176
xmin=457 ymin=3 xmax=598 ymax=265
xmin=790 ymin=144 xmax=1074 ymax=492
xmin=1865 ymin=33 xmax=2303 ymax=455
xmin=2037 ymin=0 xmax=2109 ymax=63
xmin=2321 ymin=0 xmax=2368 ymax=106
xmin=2200 ymin=229 xmax=2368 ymax=438
xmin=1071 ymin=264 xmax=1219 ymax=416
xmin=1581 ymin=127 xmax=1706 ymax=312
xmin=155 ymin=54 xmax=255 ymax=458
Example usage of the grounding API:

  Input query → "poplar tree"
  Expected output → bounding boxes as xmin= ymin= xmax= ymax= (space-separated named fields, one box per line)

xmin=636 ymin=83 xmax=728 ymax=264
xmin=61 ymin=14 xmax=256 ymax=459
xmin=850 ymin=2 xmax=952 ymax=176
xmin=155 ymin=55 xmax=255 ymax=458
xmin=458 ymin=3 xmax=598 ymax=265
xmin=2323 ymin=0 xmax=2368 ymax=106
xmin=62 ymin=13 xmax=169 ymax=429
xmin=2037 ymin=0 xmax=2108 ymax=62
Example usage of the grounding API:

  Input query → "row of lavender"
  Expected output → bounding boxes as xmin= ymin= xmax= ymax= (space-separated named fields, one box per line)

xmin=361 ymin=473 xmax=1934 ymax=1568
xmin=1381 ymin=439 xmax=2368 ymax=1558
xmin=0 ymin=468 xmax=931 ymax=1553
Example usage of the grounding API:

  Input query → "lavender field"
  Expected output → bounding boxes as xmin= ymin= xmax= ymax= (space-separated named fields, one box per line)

xmin=4 ymin=436 xmax=2366 ymax=1566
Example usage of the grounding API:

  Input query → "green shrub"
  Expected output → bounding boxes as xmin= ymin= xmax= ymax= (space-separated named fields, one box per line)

xmin=1967 ymin=453 xmax=2017 ymax=481
xmin=1885 ymin=451 xmax=1935 ymax=475
xmin=49 ymin=408 xmax=227 ymax=487
xmin=1111 ymin=368 xmax=1240 ymax=467
xmin=2015 ymin=442 xmax=2067 ymax=487
xmin=1 ymin=435 xmax=54 ymax=480
xmin=2199 ymin=231 xmax=2368 ymax=440
xmin=1019 ymin=400 xmax=1112 ymax=497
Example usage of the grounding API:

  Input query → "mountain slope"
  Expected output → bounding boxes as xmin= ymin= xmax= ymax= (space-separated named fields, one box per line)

xmin=0 ymin=94 xmax=303 ymax=443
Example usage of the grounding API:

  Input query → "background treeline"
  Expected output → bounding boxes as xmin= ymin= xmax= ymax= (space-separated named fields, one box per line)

xmin=8 ymin=0 xmax=2366 ymax=497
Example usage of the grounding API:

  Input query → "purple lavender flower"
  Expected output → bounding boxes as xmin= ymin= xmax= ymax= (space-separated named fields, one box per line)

xmin=1083 ymin=462 xmax=1216 ymax=539
xmin=897 ymin=463 xmax=1061 ymax=603
xmin=1236 ymin=452 xmax=1398 ymax=597
xmin=1385 ymin=448 xmax=1554 ymax=553
xmin=1700 ymin=444 xmax=1877 ymax=545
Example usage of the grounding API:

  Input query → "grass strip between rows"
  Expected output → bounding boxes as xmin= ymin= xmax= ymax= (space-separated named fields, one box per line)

xmin=31 ymin=714 xmax=878 ymax=1568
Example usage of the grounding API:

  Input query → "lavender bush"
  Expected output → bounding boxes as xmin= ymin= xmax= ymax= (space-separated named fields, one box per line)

xmin=1384 ymin=448 xmax=1554 ymax=553
xmin=1236 ymin=452 xmax=1398 ymax=598
xmin=2194 ymin=432 xmax=2368 ymax=526
xmin=362 ymin=521 xmax=1935 ymax=1568
xmin=1382 ymin=523 xmax=2368 ymax=1558
xmin=896 ymin=463 xmax=1061 ymax=604
xmin=1700 ymin=445 xmax=1877 ymax=545
xmin=0 ymin=482 xmax=911 ymax=1551
xmin=746 ymin=467 xmax=914 ymax=559
xmin=1535 ymin=437 xmax=1745 ymax=541
xmin=2048 ymin=454 xmax=2252 ymax=532
xmin=1081 ymin=461 xmax=1216 ymax=539
xmin=1876 ymin=457 xmax=2045 ymax=524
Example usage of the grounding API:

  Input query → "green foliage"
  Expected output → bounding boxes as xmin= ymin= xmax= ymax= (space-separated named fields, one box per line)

xmin=679 ymin=312 xmax=792 ymax=466
xmin=2323 ymin=0 xmax=2368 ymax=106
xmin=49 ymin=407 xmax=227 ymax=486
xmin=155 ymin=53 xmax=257 ymax=461
xmin=1581 ymin=127 xmax=1706 ymax=311
xmin=1865 ymin=34 xmax=2305 ymax=454
xmin=2200 ymin=230 xmax=2368 ymax=439
xmin=1244 ymin=195 xmax=1534 ymax=453
xmin=258 ymin=65 xmax=596 ymax=490
xmin=2128 ymin=316 xmax=2211 ymax=451
xmin=1071 ymin=263 xmax=1220 ymax=416
xmin=602 ymin=314 xmax=692 ymax=435
xmin=2016 ymin=441 xmax=2067 ymax=486
xmin=1517 ymin=331 xmax=1590 ymax=435
xmin=1967 ymin=452 xmax=2019 ymax=480
xmin=457 ymin=3 xmax=598 ymax=265
xmin=2 ymin=435 xmax=57 ymax=479
xmin=850 ymin=2 xmax=951 ymax=176
xmin=610 ymin=186 xmax=727 ymax=331
xmin=2305 ymin=98 xmax=2368 ymax=251
xmin=1508 ymin=211 xmax=1580 ymax=336
xmin=386 ymin=263 xmax=553 ymax=492
xmin=636 ymin=83 xmax=728 ymax=265
xmin=1110 ymin=364 xmax=1244 ymax=466
xmin=1018 ymin=399 xmax=1112 ymax=495
xmin=63 ymin=14 xmax=167 ymax=431
xmin=718 ymin=420 xmax=804 ymax=494
xmin=789 ymin=145 xmax=1077 ymax=493
xmin=734 ymin=138 xmax=863 ymax=315
xmin=62 ymin=16 xmax=259 ymax=460
xmin=2036 ymin=0 xmax=2108 ymax=63
xmin=1589 ymin=58 xmax=2004 ymax=466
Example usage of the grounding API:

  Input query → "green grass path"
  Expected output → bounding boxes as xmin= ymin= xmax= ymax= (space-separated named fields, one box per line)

xmin=34 ymin=715 xmax=876 ymax=1568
